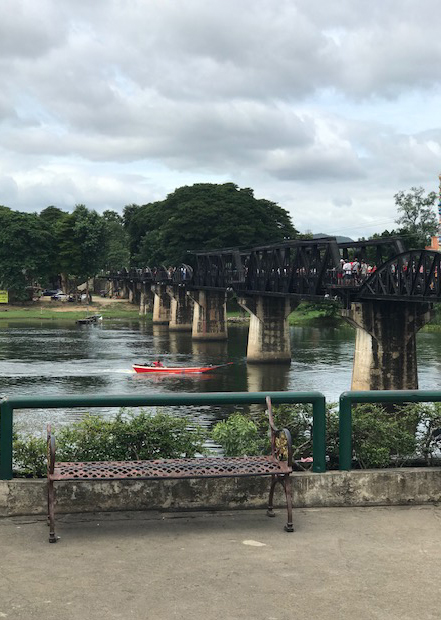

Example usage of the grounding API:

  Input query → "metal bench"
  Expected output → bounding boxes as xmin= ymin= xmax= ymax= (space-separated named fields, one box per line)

xmin=47 ymin=396 xmax=293 ymax=542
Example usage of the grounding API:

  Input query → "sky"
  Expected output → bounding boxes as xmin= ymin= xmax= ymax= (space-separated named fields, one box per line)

xmin=1 ymin=0 xmax=441 ymax=240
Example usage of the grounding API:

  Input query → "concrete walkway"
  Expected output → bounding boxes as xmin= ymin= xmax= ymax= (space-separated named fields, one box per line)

xmin=1 ymin=505 xmax=441 ymax=620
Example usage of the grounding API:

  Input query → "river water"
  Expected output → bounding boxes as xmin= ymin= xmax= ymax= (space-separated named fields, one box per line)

xmin=0 ymin=319 xmax=440 ymax=434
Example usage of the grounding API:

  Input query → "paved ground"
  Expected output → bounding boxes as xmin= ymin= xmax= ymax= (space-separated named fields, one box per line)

xmin=1 ymin=505 xmax=441 ymax=620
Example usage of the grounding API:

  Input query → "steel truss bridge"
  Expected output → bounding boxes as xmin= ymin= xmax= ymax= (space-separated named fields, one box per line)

xmin=105 ymin=237 xmax=441 ymax=305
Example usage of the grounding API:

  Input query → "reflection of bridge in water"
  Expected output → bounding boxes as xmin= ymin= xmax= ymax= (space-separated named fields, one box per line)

xmin=104 ymin=237 xmax=441 ymax=392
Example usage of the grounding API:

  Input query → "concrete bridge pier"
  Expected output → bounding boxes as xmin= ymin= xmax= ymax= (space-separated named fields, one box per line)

xmin=166 ymin=285 xmax=193 ymax=331
xmin=139 ymin=284 xmax=154 ymax=316
xmin=238 ymin=295 xmax=299 ymax=363
xmin=189 ymin=290 xmax=227 ymax=340
xmin=121 ymin=280 xmax=130 ymax=300
xmin=342 ymin=301 xmax=433 ymax=390
xmin=151 ymin=284 xmax=171 ymax=325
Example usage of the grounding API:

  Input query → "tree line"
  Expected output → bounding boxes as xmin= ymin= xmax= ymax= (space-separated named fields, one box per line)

xmin=1 ymin=182 xmax=436 ymax=301
xmin=0 ymin=183 xmax=297 ymax=300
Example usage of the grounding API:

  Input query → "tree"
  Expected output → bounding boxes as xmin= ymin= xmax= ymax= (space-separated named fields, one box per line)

xmin=55 ymin=205 xmax=106 ymax=295
xmin=102 ymin=210 xmax=130 ymax=271
xmin=72 ymin=205 xmax=107 ymax=293
xmin=39 ymin=206 xmax=67 ymax=288
xmin=129 ymin=183 xmax=298 ymax=266
xmin=0 ymin=207 xmax=52 ymax=300
xmin=394 ymin=187 xmax=438 ymax=248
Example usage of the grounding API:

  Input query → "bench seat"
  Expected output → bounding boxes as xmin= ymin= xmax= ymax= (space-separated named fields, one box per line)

xmin=50 ymin=455 xmax=291 ymax=481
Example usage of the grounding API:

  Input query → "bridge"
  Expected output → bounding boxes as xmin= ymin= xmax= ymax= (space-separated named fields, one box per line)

xmin=103 ymin=236 xmax=441 ymax=392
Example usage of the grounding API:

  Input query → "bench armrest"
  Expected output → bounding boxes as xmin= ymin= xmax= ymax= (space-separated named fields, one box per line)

xmin=47 ymin=424 xmax=55 ymax=476
xmin=266 ymin=396 xmax=293 ymax=468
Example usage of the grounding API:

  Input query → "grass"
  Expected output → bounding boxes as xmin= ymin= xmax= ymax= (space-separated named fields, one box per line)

xmin=288 ymin=302 xmax=343 ymax=326
xmin=0 ymin=301 xmax=146 ymax=321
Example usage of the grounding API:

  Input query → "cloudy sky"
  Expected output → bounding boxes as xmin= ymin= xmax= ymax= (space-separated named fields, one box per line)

xmin=1 ymin=0 xmax=441 ymax=239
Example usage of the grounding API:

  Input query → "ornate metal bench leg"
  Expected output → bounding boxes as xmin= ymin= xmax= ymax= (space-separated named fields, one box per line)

xmin=282 ymin=475 xmax=294 ymax=532
xmin=267 ymin=475 xmax=277 ymax=517
xmin=48 ymin=480 xmax=57 ymax=543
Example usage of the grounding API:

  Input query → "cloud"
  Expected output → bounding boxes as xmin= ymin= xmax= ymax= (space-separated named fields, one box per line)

xmin=0 ymin=0 xmax=440 ymax=240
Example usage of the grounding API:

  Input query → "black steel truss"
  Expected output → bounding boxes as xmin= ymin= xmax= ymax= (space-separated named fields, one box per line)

xmin=102 ymin=239 xmax=441 ymax=304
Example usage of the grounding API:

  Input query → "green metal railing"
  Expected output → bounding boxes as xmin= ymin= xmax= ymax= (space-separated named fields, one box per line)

xmin=339 ymin=390 xmax=441 ymax=470
xmin=0 ymin=391 xmax=327 ymax=480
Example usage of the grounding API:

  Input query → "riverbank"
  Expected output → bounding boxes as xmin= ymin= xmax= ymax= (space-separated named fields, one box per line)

xmin=0 ymin=299 xmax=144 ymax=321
xmin=1 ymin=299 xmax=440 ymax=330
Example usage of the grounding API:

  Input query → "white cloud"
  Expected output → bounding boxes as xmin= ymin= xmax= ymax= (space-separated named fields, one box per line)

xmin=0 ymin=0 xmax=440 ymax=240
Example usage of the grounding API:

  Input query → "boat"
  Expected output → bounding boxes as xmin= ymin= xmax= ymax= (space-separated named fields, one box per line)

xmin=132 ymin=362 xmax=233 ymax=374
xmin=76 ymin=314 xmax=103 ymax=325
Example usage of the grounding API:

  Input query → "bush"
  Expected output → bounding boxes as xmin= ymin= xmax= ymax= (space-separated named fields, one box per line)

xmin=350 ymin=404 xmax=418 ymax=468
xmin=211 ymin=414 xmax=262 ymax=456
xmin=211 ymin=402 xmax=425 ymax=470
xmin=13 ymin=436 xmax=47 ymax=478
xmin=10 ymin=409 xmax=207 ymax=477
xmin=212 ymin=405 xmax=316 ymax=464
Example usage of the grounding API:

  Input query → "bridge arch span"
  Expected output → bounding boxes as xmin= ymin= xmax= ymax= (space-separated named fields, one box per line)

xmin=358 ymin=250 xmax=441 ymax=302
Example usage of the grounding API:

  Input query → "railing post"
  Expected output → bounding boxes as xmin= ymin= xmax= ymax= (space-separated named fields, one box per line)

xmin=312 ymin=396 xmax=326 ymax=473
xmin=339 ymin=393 xmax=352 ymax=471
xmin=0 ymin=400 xmax=13 ymax=480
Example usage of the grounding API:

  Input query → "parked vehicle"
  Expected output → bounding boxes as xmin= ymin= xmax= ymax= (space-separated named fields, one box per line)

xmin=51 ymin=293 xmax=69 ymax=301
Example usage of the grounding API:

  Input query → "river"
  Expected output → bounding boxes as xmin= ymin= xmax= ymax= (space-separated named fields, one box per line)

xmin=0 ymin=319 xmax=440 ymax=434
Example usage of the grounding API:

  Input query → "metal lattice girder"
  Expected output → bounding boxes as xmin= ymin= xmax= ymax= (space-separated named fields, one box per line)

xmin=358 ymin=250 xmax=441 ymax=301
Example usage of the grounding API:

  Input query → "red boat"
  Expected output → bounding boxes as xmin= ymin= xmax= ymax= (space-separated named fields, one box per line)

xmin=133 ymin=362 xmax=233 ymax=374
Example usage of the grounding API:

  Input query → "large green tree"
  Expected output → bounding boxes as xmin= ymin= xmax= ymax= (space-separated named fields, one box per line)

xmin=128 ymin=183 xmax=297 ymax=266
xmin=102 ymin=210 xmax=130 ymax=270
xmin=0 ymin=207 xmax=52 ymax=300
xmin=39 ymin=206 xmax=67 ymax=287
xmin=394 ymin=187 xmax=438 ymax=248
xmin=55 ymin=205 xmax=106 ymax=292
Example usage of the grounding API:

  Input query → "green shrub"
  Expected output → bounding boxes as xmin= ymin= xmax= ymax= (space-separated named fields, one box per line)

xmin=13 ymin=436 xmax=47 ymax=478
xmin=10 ymin=409 xmax=207 ymax=477
xmin=211 ymin=402 xmax=423 ymax=469
xmin=211 ymin=414 xmax=262 ymax=456
xmin=350 ymin=404 xmax=418 ymax=468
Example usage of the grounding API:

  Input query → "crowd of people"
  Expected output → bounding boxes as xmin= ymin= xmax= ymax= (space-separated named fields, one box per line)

xmin=336 ymin=257 xmax=377 ymax=286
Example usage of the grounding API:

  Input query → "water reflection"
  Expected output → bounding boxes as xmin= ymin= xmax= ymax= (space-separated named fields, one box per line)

xmin=247 ymin=363 xmax=290 ymax=393
xmin=192 ymin=339 xmax=229 ymax=360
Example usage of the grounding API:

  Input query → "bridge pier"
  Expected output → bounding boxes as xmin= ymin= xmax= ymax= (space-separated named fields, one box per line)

xmin=152 ymin=284 xmax=171 ymax=325
xmin=238 ymin=295 xmax=299 ymax=363
xmin=139 ymin=284 xmax=154 ymax=315
xmin=128 ymin=282 xmax=136 ymax=304
xmin=120 ymin=279 xmax=130 ymax=299
xmin=167 ymin=285 xmax=193 ymax=331
xmin=343 ymin=301 xmax=433 ymax=390
xmin=189 ymin=290 xmax=227 ymax=340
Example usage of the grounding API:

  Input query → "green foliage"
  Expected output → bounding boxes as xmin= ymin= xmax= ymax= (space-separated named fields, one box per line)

xmin=292 ymin=301 xmax=341 ymax=320
xmin=57 ymin=411 xmax=206 ymax=461
xmin=211 ymin=402 xmax=426 ymax=470
xmin=102 ymin=211 xmax=130 ymax=270
xmin=211 ymin=414 xmax=262 ymax=456
xmin=394 ymin=187 xmax=438 ymax=248
xmin=401 ymin=402 xmax=441 ymax=466
xmin=351 ymin=404 xmax=418 ymax=468
xmin=10 ymin=410 xmax=207 ymax=477
xmin=128 ymin=183 xmax=298 ymax=266
xmin=0 ymin=207 xmax=52 ymax=300
xmin=10 ymin=403 xmax=441 ymax=477
xmin=13 ymin=436 xmax=47 ymax=478
xmin=212 ymin=405 xmax=317 ymax=463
